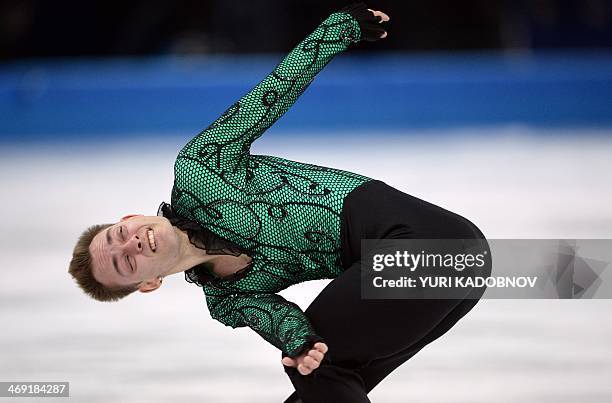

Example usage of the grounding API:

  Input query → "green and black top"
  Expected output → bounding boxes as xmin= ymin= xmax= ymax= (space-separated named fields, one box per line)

xmin=160 ymin=3 xmax=387 ymax=358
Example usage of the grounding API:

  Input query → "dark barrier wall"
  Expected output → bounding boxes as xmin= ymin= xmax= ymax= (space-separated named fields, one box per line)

xmin=2 ymin=0 xmax=611 ymax=59
xmin=1 ymin=51 xmax=612 ymax=141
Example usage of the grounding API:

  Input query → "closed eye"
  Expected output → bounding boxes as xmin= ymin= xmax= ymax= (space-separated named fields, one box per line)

xmin=118 ymin=226 xmax=132 ymax=272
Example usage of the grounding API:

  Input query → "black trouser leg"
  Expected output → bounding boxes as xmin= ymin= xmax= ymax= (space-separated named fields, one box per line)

xmin=283 ymin=258 xmax=479 ymax=403
xmin=358 ymin=293 xmax=485 ymax=393
xmin=283 ymin=264 xmax=489 ymax=402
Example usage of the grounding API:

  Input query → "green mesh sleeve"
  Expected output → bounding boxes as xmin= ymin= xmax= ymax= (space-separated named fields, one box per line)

xmin=180 ymin=10 xmax=365 ymax=358
xmin=177 ymin=11 xmax=361 ymax=174
xmin=206 ymin=292 xmax=324 ymax=358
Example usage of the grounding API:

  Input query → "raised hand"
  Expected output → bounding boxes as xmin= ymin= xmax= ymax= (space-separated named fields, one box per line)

xmin=340 ymin=2 xmax=391 ymax=42
xmin=367 ymin=8 xmax=390 ymax=39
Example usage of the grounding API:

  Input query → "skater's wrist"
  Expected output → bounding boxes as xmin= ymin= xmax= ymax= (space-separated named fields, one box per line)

xmin=282 ymin=334 xmax=325 ymax=359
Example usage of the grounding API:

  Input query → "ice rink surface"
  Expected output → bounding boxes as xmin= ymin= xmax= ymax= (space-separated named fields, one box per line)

xmin=1 ymin=127 xmax=612 ymax=402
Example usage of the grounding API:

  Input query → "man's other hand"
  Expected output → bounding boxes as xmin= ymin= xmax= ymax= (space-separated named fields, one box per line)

xmin=281 ymin=342 xmax=328 ymax=375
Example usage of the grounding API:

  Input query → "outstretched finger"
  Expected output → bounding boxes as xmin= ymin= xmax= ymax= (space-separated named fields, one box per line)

xmin=303 ymin=355 xmax=320 ymax=370
xmin=297 ymin=363 xmax=311 ymax=375
xmin=367 ymin=9 xmax=390 ymax=22
xmin=308 ymin=349 xmax=324 ymax=362
xmin=378 ymin=11 xmax=390 ymax=22
xmin=313 ymin=342 xmax=328 ymax=354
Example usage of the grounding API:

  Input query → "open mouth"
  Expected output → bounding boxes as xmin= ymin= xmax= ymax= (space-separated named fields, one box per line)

xmin=147 ymin=229 xmax=157 ymax=252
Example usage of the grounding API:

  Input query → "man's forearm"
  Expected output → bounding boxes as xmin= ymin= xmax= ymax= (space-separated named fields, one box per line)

xmin=177 ymin=11 xmax=362 ymax=172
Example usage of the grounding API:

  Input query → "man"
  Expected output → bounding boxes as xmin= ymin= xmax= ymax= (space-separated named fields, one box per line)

xmin=69 ymin=3 xmax=391 ymax=393
xmin=68 ymin=5 xmax=492 ymax=402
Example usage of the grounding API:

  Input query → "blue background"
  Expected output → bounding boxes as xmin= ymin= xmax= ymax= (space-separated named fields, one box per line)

xmin=2 ymin=51 xmax=612 ymax=142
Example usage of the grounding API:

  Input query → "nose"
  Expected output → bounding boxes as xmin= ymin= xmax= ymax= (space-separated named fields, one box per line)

xmin=125 ymin=234 xmax=143 ymax=254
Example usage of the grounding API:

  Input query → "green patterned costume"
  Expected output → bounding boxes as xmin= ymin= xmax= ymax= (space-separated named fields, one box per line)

xmin=169 ymin=9 xmax=378 ymax=358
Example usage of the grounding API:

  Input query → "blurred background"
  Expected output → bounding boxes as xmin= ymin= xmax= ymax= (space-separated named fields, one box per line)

xmin=1 ymin=1 xmax=611 ymax=402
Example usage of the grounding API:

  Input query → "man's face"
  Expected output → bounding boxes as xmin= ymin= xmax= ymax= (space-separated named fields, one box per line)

xmin=90 ymin=215 xmax=181 ymax=291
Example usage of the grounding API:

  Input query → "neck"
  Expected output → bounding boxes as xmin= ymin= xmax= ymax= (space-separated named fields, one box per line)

xmin=162 ymin=226 xmax=222 ymax=277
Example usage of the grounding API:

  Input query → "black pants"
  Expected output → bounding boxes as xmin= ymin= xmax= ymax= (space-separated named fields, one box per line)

xmin=283 ymin=180 xmax=492 ymax=403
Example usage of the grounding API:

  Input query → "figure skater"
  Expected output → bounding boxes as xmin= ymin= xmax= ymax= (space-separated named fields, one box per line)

xmin=68 ymin=3 xmax=491 ymax=402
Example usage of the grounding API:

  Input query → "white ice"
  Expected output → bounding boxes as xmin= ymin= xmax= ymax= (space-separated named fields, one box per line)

xmin=1 ymin=126 xmax=611 ymax=402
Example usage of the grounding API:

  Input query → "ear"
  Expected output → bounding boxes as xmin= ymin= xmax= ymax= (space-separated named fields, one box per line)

xmin=120 ymin=214 xmax=144 ymax=222
xmin=138 ymin=277 xmax=163 ymax=293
